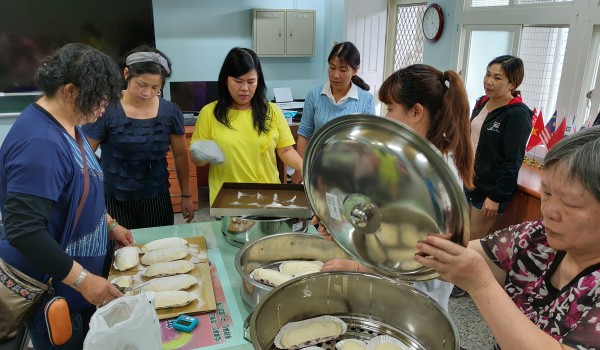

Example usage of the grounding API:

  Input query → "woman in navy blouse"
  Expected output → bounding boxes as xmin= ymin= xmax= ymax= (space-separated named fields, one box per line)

xmin=83 ymin=45 xmax=195 ymax=229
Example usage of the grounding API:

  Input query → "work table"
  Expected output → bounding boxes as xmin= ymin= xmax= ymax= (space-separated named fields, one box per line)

xmin=132 ymin=221 xmax=253 ymax=350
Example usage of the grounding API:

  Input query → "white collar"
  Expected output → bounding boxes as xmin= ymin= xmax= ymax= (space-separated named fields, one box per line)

xmin=321 ymin=81 xmax=359 ymax=105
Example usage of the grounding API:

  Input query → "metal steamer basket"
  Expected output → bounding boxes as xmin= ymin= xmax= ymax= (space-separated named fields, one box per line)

xmin=248 ymin=115 xmax=471 ymax=349
xmin=250 ymin=272 xmax=460 ymax=350
xmin=222 ymin=216 xmax=308 ymax=247
xmin=211 ymin=183 xmax=313 ymax=247
xmin=235 ymin=233 xmax=351 ymax=310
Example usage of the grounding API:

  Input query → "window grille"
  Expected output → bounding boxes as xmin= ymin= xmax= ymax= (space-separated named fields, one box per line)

xmin=393 ymin=4 xmax=426 ymax=71
xmin=518 ymin=26 xmax=569 ymax=117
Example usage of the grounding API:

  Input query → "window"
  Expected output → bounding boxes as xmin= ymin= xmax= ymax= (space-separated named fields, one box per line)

xmin=470 ymin=0 xmax=571 ymax=7
xmin=457 ymin=0 xmax=600 ymax=130
xmin=518 ymin=27 xmax=569 ymax=119
xmin=471 ymin=0 xmax=508 ymax=7
xmin=392 ymin=3 xmax=426 ymax=71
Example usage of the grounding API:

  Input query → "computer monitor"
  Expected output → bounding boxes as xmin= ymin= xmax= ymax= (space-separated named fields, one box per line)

xmin=169 ymin=81 xmax=219 ymax=115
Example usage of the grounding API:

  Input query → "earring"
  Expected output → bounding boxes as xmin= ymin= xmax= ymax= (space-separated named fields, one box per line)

xmin=157 ymin=91 xmax=162 ymax=97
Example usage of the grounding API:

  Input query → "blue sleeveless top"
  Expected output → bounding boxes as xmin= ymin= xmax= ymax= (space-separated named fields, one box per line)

xmin=82 ymin=98 xmax=185 ymax=201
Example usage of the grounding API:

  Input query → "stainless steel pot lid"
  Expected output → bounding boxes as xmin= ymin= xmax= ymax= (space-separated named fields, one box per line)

xmin=303 ymin=114 xmax=469 ymax=280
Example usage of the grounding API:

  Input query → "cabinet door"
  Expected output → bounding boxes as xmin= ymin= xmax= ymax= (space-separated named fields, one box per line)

xmin=519 ymin=195 xmax=542 ymax=223
xmin=286 ymin=11 xmax=314 ymax=56
xmin=254 ymin=10 xmax=285 ymax=56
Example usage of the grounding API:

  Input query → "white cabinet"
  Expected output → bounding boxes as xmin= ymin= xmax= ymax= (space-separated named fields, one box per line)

xmin=253 ymin=9 xmax=315 ymax=57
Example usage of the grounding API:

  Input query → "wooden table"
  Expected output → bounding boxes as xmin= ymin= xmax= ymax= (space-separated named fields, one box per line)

xmin=491 ymin=164 xmax=543 ymax=231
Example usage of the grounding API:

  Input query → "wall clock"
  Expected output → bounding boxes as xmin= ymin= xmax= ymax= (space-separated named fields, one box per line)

xmin=422 ymin=3 xmax=444 ymax=43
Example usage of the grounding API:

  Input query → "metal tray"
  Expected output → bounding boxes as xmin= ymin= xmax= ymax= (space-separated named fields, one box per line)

xmin=210 ymin=183 xmax=312 ymax=218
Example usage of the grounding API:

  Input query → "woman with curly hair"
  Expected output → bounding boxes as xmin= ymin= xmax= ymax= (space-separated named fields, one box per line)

xmin=190 ymin=47 xmax=302 ymax=205
xmin=0 ymin=43 xmax=133 ymax=348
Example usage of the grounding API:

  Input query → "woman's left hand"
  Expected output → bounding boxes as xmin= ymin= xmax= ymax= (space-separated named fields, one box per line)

xmin=414 ymin=235 xmax=496 ymax=295
xmin=109 ymin=225 xmax=134 ymax=249
xmin=180 ymin=197 xmax=195 ymax=223
xmin=311 ymin=216 xmax=334 ymax=241
xmin=481 ymin=198 xmax=500 ymax=217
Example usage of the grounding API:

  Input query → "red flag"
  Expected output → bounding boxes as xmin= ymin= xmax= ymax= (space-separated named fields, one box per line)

xmin=526 ymin=111 xmax=546 ymax=152
xmin=546 ymin=116 xmax=567 ymax=149
xmin=531 ymin=108 xmax=538 ymax=126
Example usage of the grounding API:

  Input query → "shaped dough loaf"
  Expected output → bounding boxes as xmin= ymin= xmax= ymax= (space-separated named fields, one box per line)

xmin=375 ymin=343 xmax=405 ymax=350
xmin=280 ymin=320 xmax=343 ymax=348
xmin=279 ymin=261 xmax=324 ymax=277
xmin=144 ymin=260 xmax=194 ymax=277
xmin=141 ymin=246 xmax=189 ymax=265
xmin=339 ymin=340 xmax=367 ymax=350
xmin=112 ymin=247 xmax=140 ymax=271
xmin=142 ymin=274 xmax=198 ymax=292
xmin=141 ymin=237 xmax=188 ymax=253
xmin=153 ymin=291 xmax=195 ymax=309
xmin=252 ymin=268 xmax=293 ymax=287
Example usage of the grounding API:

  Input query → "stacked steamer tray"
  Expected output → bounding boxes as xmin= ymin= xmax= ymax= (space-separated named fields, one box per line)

xmin=109 ymin=236 xmax=216 ymax=320
xmin=211 ymin=183 xmax=313 ymax=247
xmin=235 ymin=233 xmax=352 ymax=311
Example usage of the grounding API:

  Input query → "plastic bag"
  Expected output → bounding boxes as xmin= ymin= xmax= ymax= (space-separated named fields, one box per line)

xmin=83 ymin=292 xmax=162 ymax=350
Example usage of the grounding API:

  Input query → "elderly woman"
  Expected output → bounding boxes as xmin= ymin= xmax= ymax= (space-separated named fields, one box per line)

xmin=415 ymin=126 xmax=600 ymax=349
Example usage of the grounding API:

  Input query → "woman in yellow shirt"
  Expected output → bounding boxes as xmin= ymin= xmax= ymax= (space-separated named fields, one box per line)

xmin=190 ymin=48 xmax=303 ymax=205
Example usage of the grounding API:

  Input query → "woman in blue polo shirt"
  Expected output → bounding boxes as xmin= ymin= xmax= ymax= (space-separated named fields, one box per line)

xmin=291 ymin=42 xmax=375 ymax=183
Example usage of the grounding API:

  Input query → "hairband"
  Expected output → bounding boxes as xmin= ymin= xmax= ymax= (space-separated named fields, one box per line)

xmin=125 ymin=52 xmax=171 ymax=74
xmin=442 ymin=71 xmax=450 ymax=88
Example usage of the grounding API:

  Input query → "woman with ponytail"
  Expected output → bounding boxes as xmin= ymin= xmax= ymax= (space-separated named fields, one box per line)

xmin=320 ymin=64 xmax=474 ymax=311
xmin=292 ymin=41 xmax=375 ymax=183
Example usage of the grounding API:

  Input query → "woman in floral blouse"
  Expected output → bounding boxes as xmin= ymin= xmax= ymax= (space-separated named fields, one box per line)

xmin=415 ymin=126 xmax=600 ymax=349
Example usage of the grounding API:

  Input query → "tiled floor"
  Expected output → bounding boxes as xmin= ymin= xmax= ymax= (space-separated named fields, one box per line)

xmin=178 ymin=206 xmax=497 ymax=349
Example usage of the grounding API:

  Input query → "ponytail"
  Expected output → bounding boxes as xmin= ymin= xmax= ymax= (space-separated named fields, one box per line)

xmin=437 ymin=70 xmax=474 ymax=188
xmin=379 ymin=64 xmax=474 ymax=188
xmin=351 ymin=75 xmax=370 ymax=91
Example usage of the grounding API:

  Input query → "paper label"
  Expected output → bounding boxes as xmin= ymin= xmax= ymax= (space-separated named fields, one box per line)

xmin=326 ymin=192 xmax=342 ymax=221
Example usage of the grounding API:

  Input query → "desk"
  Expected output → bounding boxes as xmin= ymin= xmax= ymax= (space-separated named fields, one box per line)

xmin=490 ymin=164 xmax=543 ymax=232
xmin=132 ymin=222 xmax=316 ymax=350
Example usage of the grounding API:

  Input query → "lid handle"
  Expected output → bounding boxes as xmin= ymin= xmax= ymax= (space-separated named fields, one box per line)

xmin=347 ymin=202 xmax=381 ymax=234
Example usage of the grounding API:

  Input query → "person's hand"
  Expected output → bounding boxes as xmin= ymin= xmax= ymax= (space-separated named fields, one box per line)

xmin=291 ymin=170 xmax=303 ymax=184
xmin=180 ymin=197 xmax=195 ymax=223
xmin=321 ymin=259 xmax=357 ymax=272
xmin=414 ymin=235 xmax=496 ymax=295
xmin=109 ymin=225 xmax=134 ymax=249
xmin=481 ymin=198 xmax=499 ymax=217
xmin=311 ymin=216 xmax=333 ymax=241
xmin=74 ymin=272 xmax=123 ymax=308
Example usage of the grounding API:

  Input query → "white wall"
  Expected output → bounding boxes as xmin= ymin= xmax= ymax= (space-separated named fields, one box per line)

xmin=153 ymin=0 xmax=347 ymax=101
xmin=422 ymin=0 xmax=461 ymax=71
xmin=0 ymin=1 xmax=349 ymax=144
